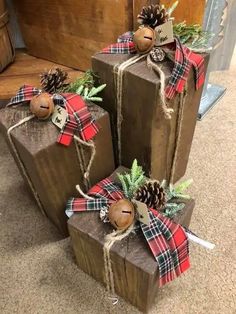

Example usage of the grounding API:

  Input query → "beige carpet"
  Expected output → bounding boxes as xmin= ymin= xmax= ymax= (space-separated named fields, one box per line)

xmin=0 ymin=70 xmax=235 ymax=314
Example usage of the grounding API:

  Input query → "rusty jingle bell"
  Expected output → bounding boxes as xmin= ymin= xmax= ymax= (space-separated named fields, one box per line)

xmin=30 ymin=93 xmax=55 ymax=120
xmin=108 ymin=199 xmax=135 ymax=230
xmin=133 ymin=26 xmax=156 ymax=54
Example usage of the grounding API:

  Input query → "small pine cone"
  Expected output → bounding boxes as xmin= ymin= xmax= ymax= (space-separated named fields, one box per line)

xmin=40 ymin=68 xmax=69 ymax=94
xmin=137 ymin=4 xmax=169 ymax=29
xmin=135 ymin=181 xmax=166 ymax=211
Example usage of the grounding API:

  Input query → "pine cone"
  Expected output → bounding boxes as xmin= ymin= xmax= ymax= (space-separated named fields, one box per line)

xmin=137 ymin=4 xmax=169 ymax=29
xmin=135 ymin=181 xmax=166 ymax=210
xmin=40 ymin=68 xmax=69 ymax=93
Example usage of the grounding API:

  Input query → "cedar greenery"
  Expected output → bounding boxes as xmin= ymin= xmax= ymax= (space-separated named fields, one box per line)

xmin=173 ymin=22 xmax=212 ymax=51
xmin=117 ymin=159 xmax=145 ymax=199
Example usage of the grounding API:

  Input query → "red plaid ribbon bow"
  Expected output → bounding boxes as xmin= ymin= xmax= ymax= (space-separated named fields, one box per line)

xmin=66 ymin=177 xmax=190 ymax=287
xmin=102 ymin=32 xmax=205 ymax=99
xmin=8 ymin=85 xmax=98 ymax=146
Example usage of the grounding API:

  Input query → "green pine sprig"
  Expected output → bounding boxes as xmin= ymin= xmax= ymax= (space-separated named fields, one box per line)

xmin=63 ymin=70 xmax=106 ymax=103
xmin=65 ymin=70 xmax=95 ymax=93
xmin=117 ymin=159 xmax=145 ymax=199
xmin=173 ymin=21 xmax=213 ymax=50
xmin=162 ymin=179 xmax=193 ymax=219
xmin=76 ymin=84 xmax=106 ymax=102
xmin=165 ymin=179 xmax=193 ymax=201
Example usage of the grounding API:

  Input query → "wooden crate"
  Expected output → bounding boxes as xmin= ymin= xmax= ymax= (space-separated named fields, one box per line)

xmin=0 ymin=0 xmax=14 ymax=73
xmin=0 ymin=50 xmax=82 ymax=108
xmin=12 ymin=0 xmax=205 ymax=70
xmin=68 ymin=166 xmax=194 ymax=312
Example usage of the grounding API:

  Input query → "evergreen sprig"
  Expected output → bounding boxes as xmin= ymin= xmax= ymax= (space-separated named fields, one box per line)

xmin=65 ymin=70 xmax=95 ymax=92
xmin=166 ymin=179 xmax=193 ymax=201
xmin=173 ymin=22 xmax=213 ymax=50
xmin=163 ymin=202 xmax=185 ymax=218
xmin=64 ymin=70 xmax=106 ymax=102
xmin=117 ymin=159 xmax=145 ymax=199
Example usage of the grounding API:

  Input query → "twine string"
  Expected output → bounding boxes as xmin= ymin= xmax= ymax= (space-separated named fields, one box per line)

xmin=103 ymin=223 xmax=134 ymax=294
xmin=114 ymin=55 xmax=147 ymax=163
xmin=146 ymin=55 xmax=174 ymax=119
xmin=74 ymin=135 xmax=96 ymax=190
xmin=7 ymin=114 xmax=46 ymax=215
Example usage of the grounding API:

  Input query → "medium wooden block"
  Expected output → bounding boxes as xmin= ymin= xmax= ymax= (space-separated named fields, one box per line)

xmin=68 ymin=166 xmax=194 ymax=313
xmin=0 ymin=103 xmax=115 ymax=236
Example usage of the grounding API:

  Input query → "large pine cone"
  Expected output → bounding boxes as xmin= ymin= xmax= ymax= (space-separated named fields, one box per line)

xmin=135 ymin=181 xmax=166 ymax=210
xmin=40 ymin=68 xmax=69 ymax=93
xmin=137 ymin=4 xmax=169 ymax=29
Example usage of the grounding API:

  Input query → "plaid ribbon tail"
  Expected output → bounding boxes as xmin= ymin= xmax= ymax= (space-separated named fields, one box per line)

xmin=8 ymin=85 xmax=42 ymax=106
xmin=65 ymin=177 xmax=124 ymax=217
xmin=88 ymin=177 xmax=124 ymax=200
xmin=165 ymin=37 xmax=205 ymax=99
xmin=102 ymin=31 xmax=136 ymax=54
xmin=102 ymin=42 xmax=136 ymax=54
xmin=57 ymin=94 xmax=99 ymax=146
xmin=65 ymin=197 xmax=111 ymax=218
xmin=141 ymin=210 xmax=190 ymax=287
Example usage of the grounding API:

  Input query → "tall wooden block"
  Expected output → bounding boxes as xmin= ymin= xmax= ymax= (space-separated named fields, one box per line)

xmin=92 ymin=53 xmax=209 ymax=183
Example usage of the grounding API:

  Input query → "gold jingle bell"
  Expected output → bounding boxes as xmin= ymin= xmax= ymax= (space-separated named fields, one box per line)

xmin=108 ymin=199 xmax=135 ymax=230
xmin=133 ymin=26 xmax=156 ymax=54
xmin=30 ymin=93 xmax=55 ymax=120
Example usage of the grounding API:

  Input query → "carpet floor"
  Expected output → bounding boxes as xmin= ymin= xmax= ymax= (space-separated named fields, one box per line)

xmin=0 ymin=70 xmax=235 ymax=314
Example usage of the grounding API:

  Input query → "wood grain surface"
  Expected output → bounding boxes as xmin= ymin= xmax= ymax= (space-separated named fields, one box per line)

xmin=162 ymin=0 xmax=205 ymax=24
xmin=0 ymin=0 xmax=15 ymax=73
xmin=0 ymin=103 xmax=115 ymax=235
xmin=12 ymin=0 xmax=134 ymax=70
xmin=0 ymin=50 xmax=82 ymax=101
xmin=68 ymin=166 xmax=195 ymax=312
xmin=92 ymin=53 xmax=209 ymax=183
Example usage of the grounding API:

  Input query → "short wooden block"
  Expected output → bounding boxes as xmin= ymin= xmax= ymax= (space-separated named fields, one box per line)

xmin=0 ymin=104 xmax=115 ymax=236
xmin=68 ymin=166 xmax=194 ymax=312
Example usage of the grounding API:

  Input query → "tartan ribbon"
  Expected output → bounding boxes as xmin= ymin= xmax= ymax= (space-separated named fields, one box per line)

xmin=8 ymin=85 xmax=99 ymax=146
xmin=66 ymin=177 xmax=190 ymax=287
xmin=164 ymin=37 xmax=205 ymax=99
xmin=101 ymin=33 xmax=205 ymax=99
